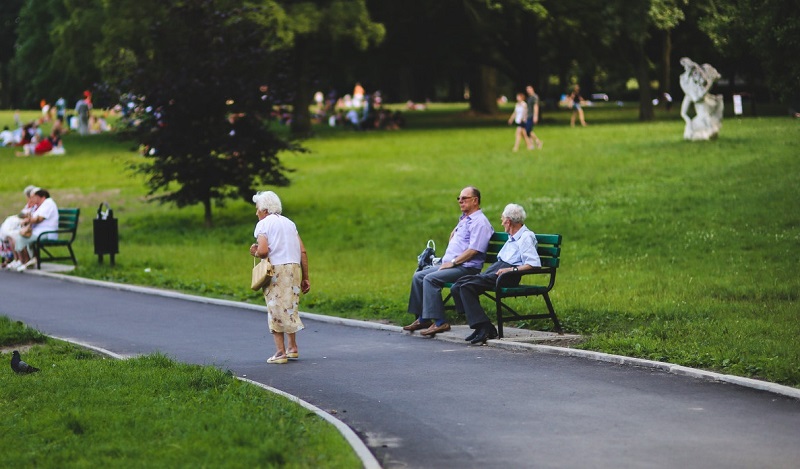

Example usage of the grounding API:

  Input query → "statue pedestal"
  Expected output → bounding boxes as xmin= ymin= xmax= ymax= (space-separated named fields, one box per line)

xmin=683 ymin=94 xmax=724 ymax=140
xmin=679 ymin=57 xmax=723 ymax=141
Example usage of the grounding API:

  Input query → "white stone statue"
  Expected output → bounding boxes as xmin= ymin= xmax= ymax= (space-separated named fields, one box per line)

xmin=679 ymin=57 xmax=724 ymax=140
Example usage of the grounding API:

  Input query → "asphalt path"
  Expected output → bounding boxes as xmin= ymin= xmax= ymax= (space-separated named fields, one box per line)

xmin=2 ymin=271 xmax=799 ymax=468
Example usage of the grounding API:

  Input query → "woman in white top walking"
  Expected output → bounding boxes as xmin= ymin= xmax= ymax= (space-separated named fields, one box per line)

xmin=250 ymin=191 xmax=310 ymax=364
xmin=508 ymin=92 xmax=533 ymax=152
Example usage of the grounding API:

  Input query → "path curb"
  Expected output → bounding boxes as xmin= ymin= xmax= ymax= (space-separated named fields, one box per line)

xmin=29 ymin=269 xmax=800 ymax=402
xmin=49 ymin=336 xmax=381 ymax=469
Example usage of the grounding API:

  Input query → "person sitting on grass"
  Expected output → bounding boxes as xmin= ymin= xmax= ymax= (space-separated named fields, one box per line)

xmin=15 ymin=128 xmax=62 ymax=157
xmin=0 ymin=126 xmax=15 ymax=146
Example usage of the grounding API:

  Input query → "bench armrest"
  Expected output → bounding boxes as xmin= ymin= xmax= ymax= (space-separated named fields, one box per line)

xmin=35 ymin=228 xmax=75 ymax=242
xmin=495 ymin=266 xmax=557 ymax=289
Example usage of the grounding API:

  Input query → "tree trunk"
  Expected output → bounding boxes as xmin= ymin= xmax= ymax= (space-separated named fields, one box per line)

xmin=290 ymin=37 xmax=313 ymax=136
xmin=203 ymin=198 xmax=213 ymax=228
xmin=468 ymin=64 xmax=498 ymax=114
xmin=661 ymin=30 xmax=672 ymax=95
xmin=636 ymin=44 xmax=654 ymax=121
xmin=0 ymin=63 xmax=16 ymax=108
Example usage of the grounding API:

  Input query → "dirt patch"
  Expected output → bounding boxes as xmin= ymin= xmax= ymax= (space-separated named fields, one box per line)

xmin=507 ymin=336 xmax=586 ymax=347
xmin=0 ymin=343 xmax=39 ymax=355
xmin=55 ymin=188 xmax=122 ymax=209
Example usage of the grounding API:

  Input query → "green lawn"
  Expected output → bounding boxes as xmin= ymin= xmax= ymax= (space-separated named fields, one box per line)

xmin=0 ymin=318 xmax=360 ymax=467
xmin=1 ymin=104 xmax=798 ymax=386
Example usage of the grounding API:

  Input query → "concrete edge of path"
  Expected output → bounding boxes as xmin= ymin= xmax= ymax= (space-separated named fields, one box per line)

xmin=49 ymin=336 xmax=381 ymax=469
xmin=238 ymin=378 xmax=381 ymax=469
xmin=28 ymin=268 xmax=800 ymax=402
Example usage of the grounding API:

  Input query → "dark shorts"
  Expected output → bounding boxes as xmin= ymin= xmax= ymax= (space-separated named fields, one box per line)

xmin=525 ymin=117 xmax=534 ymax=135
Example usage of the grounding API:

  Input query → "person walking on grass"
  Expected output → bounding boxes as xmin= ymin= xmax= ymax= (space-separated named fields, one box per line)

xmin=568 ymin=85 xmax=587 ymax=127
xmin=250 ymin=191 xmax=310 ymax=364
xmin=508 ymin=92 xmax=533 ymax=151
xmin=525 ymin=85 xmax=544 ymax=149
xmin=404 ymin=186 xmax=494 ymax=337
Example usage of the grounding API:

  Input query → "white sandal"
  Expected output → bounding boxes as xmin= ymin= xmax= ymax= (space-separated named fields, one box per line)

xmin=267 ymin=353 xmax=288 ymax=364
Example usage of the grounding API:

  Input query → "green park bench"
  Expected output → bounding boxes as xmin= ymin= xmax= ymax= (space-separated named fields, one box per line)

xmin=34 ymin=208 xmax=80 ymax=269
xmin=444 ymin=231 xmax=563 ymax=338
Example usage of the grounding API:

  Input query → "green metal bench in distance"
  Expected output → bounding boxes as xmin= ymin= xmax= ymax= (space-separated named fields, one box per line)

xmin=35 ymin=208 xmax=80 ymax=269
xmin=444 ymin=231 xmax=563 ymax=338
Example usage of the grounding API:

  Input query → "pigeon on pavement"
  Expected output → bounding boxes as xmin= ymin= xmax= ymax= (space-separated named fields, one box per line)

xmin=11 ymin=350 xmax=40 ymax=374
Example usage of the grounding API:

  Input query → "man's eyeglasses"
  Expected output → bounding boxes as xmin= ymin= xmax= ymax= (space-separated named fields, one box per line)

xmin=457 ymin=196 xmax=476 ymax=202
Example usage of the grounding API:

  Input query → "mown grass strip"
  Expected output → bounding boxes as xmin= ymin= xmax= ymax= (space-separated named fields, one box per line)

xmin=0 ymin=317 xmax=360 ymax=468
xmin=1 ymin=105 xmax=798 ymax=386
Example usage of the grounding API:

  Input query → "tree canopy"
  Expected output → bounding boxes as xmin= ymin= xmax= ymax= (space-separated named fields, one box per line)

xmin=110 ymin=0 xmax=302 ymax=226
xmin=0 ymin=0 xmax=797 ymax=223
xmin=3 ymin=0 xmax=798 ymax=113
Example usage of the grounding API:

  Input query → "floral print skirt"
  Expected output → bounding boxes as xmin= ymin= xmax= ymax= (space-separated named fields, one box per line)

xmin=263 ymin=263 xmax=304 ymax=334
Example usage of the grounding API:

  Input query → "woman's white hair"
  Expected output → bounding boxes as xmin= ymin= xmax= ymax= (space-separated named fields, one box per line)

xmin=502 ymin=203 xmax=526 ymax=225
xmin=23 ymin=185 xmax=38 ymax=197
xmin=252 ymin=191 xmax=282 ymax=214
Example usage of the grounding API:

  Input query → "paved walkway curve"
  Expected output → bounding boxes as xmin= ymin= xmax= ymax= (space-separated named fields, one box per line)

xmin=2 ymin=270 xmax=799 ymax=468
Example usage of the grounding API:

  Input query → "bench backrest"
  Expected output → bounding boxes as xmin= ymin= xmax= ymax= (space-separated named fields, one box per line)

xmin=485 ymin=231 xmax=561 ymax=268
xmin=58 ymin=208 xmax=80 ymax=231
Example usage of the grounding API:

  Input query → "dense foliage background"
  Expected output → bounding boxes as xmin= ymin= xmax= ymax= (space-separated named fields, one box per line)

xmin=1 ymin=0 xmax=798 ymax=117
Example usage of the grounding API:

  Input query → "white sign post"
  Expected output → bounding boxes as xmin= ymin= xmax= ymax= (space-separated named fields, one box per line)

xmin=733 ymin=94 xmax=743 ymax=116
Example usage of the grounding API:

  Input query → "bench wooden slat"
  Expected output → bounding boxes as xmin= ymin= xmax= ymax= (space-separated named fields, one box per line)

xmin=57 ymin=209 xmax=80 ymax=228
xmin=536 ymin=233 xmax=562 ymax=246
xmin=443 ymin=231 xmax=563 ymax=337
xmin=35 ymin=208 xmax=80 ymax=269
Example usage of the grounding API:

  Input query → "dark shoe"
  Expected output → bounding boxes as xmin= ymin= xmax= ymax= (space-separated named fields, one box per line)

xmin=403 ymin=319 xmax=433 ymax=332
xmin=470 ymin=325 xmax=498 ymax=344
xmin=420 ymin=322 xmax=451 ymax=336
xmin=464 ymin=328 xmax=480 ymax=342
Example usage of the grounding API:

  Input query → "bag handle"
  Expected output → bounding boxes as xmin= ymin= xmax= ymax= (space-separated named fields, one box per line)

xmin=427 ymin=239 xmax=435 ymax=251
xmin=96 ymin=202 xmax=113 ymax=220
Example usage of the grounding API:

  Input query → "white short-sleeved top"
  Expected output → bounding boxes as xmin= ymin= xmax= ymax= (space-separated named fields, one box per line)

xmin=32 ymin=198 xmax=59 ymax=238
xmin=253 ymin=214 xmax=301 ymax=266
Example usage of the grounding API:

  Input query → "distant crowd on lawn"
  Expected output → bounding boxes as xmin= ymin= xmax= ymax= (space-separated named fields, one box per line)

xmin=304 ymin=83 xmax=412 ymax=131
xmin=1 ymin=90 xmax=114 ymax=157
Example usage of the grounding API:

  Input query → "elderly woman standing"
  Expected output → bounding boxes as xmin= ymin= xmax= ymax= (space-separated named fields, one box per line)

xmin=249 ymin=191 xmax=310 ymax=364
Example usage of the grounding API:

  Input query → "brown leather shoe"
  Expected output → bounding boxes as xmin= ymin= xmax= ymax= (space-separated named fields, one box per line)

xmin=403 ymin=319 xmax=433 ymax=332
xmin=420 ymin=322 xmax=451 ymax=336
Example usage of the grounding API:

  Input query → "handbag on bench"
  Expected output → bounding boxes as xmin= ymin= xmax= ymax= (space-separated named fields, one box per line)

xmin=416 ymin=239 xmax=436 ymax=271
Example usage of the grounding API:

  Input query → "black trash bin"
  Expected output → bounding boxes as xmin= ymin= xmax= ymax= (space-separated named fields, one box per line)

xmin=93 ymin=202 xmax=118 ymax=265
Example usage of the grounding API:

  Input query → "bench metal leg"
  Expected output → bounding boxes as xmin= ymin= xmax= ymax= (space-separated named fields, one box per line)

xmin=67 ymin=245 xmax=78 ymax=265
xmin=543 ymin=293 xmax=563 ymax=334
xmin=495 ymin=299 xmax=505 ymax=339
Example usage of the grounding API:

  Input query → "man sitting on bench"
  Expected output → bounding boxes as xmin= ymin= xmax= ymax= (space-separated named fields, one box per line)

xmin=403 ymin=186 xmax=494 ymax=337
xmin=451 ymin=203 xmax=540 ymax=344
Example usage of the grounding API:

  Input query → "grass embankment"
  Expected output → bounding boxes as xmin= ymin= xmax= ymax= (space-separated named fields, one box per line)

xmin=0 ymin=317 xmax=360 ymax=467
xmin=1 ymin=104 xmax=798 ymax=386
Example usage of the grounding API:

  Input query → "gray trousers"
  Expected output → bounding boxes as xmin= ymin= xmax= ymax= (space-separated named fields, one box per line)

xmin=408 ymin=265 xmax=480 ymax=321
xmin=451 ymin=261 xmax=515 ymax=328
